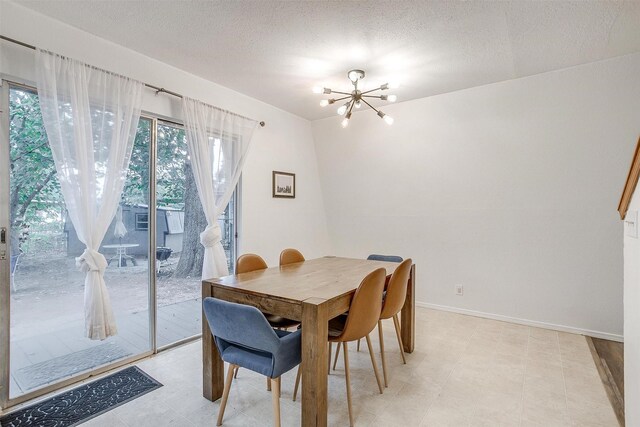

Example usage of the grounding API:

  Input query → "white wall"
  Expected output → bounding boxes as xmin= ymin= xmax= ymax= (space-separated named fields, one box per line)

xmin=0 ymin=1 xmax=331 ymax=266
xmin=624 ymin=194 xmax=640 ymax=425
xmin=313 ymin=54 xmax=640 ymax=339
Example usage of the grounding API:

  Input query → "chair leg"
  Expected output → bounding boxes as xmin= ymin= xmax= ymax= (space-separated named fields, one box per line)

xmin=217 ymin=363 xmax=236 ymax=426
xmin=293 ymin=367 xmax=301 ymax=401
xmin=332 ymin=340 xmax=341 ymax=370
xmin=343 ymin=342 xmax=354 ymax=427
xmin=365 ymin=334 xmax=384 ymax=394
xmin=328 ymin=342 xmax=332 ymax=373
xmin=234 ymin=366 xmax=239 ymax=379
xmin=271 ymin=376 xmax=281 ymax=427
xmin=357 ymin=339 xmax=361 ymax=352
xmin=392 ymin=314 xmax=407 ymax=364
xmin=378 ymin=320 xmax=388 ymax=387
xmin=267 ymin=377 xmax=271 ymax=391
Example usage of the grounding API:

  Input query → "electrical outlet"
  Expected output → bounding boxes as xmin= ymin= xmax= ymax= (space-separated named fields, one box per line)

xmin=455 ymin=284 xmax=463 ymax=296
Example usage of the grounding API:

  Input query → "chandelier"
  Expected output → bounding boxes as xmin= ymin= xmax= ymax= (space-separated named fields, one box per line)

xmin=313 ymin=69 xmax=397 ymax=127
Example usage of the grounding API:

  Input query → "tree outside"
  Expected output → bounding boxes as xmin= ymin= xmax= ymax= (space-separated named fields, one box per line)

xmin=8 ymin=86 xmax=216 ymax=288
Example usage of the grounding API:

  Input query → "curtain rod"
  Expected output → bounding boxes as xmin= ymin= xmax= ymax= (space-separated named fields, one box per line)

xmin=0 ymin=34 xmax=266 ymax=127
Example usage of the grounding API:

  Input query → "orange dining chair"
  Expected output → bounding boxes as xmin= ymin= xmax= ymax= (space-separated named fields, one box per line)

xmin=236 ymin=253 xmax=300 ymax=329
xmin=279 ymin=248 xmax=305 ymax=266
xmin=293 ymin=268 xmax=386 ymax=426
xmin=234 ymin=253 xmax=300 ymax=387
xmin=333 ymin=258 xmax=412 ymax=388
xmin=376 ymin=258 xmax=412 ymax=386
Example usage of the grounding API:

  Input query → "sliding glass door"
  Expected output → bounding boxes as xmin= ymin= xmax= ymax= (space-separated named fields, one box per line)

xmin=2 ymin=83 xmax=153 ymax=402
xmin=0 ymin=82 xmax=238 ymax=408
xmin=155 ymin=121 xmax=237 ymax=347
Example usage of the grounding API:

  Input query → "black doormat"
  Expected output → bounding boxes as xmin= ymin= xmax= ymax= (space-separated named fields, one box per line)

xmin=0 ymin=366 xmax=162 ymax=427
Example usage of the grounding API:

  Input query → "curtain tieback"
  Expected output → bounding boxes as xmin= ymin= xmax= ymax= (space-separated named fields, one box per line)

xmin=200 ymin=224 xmax=223 ymax=248
xmin=76 ymin=248 xmax=108 ymax=273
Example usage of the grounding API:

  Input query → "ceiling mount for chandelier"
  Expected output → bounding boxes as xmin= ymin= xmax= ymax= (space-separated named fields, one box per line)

xmin=313 ymin=69 xmax=397 ymax=128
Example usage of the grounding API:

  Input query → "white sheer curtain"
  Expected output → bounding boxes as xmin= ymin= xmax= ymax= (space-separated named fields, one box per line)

xmin=182 ymin=97 xmax=257 ymax=279
xmin=36 ymin=49 xmax=144 ymax=340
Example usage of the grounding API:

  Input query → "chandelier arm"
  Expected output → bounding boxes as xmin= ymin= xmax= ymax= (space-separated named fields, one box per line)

xmin=330 ymin=90 xmax=352 ymax=96
xmin=360 ymin=98 xmax=380 ymax=113
xmin=361 ymin=95 xmax=383 ymax=99
xmin=360 ymin=87 xmax=382 ymax=95
xmin=333 ymin=95 xmax=352 ymax=102
xmin=346 ymin=98 xmax=356 ymax=116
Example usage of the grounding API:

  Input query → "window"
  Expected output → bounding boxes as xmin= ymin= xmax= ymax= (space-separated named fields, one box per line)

xmin=134 ymin=213 xmax=149 ymax=230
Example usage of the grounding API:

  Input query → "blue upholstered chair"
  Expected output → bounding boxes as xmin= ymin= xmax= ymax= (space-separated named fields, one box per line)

xmin=203 ymin=297 xmax=302 ymax=427
xmin=367 ymin=254 xmax=403 ymax=263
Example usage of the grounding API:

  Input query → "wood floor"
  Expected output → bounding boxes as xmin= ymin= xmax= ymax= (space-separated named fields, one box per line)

xmin=587 ymin=336 xmax=624 ymax=426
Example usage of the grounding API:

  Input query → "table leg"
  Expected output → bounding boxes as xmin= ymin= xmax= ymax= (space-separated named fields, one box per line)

xmin=301 ymin=298 xmax=328 ymax=427
xmin=401 ymin=264 xmax=415 ymax=353
xmin=202 ymin=283 xmax=224 ymax=401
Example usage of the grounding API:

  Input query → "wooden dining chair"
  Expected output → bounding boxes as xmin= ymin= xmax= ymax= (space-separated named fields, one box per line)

xmin=279 ymin=248 xmax=305 ymax=266
xmin=203 ymin=297 xmax=301 ymax=427
xmin=293 ymin=268 xmax=386 ymax=427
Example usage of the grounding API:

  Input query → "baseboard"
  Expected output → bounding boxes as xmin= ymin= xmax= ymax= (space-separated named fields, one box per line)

xmin=416 ymin=301 xmax=624 ymax=343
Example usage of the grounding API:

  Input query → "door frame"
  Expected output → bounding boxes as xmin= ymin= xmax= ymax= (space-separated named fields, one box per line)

xmin=0 ymin=80 xmax=157 ymax=411
xmin=0 ymin=79 xmax=241 ymax=411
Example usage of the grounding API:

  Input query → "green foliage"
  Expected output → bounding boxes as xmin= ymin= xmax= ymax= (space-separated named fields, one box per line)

xmin=156 ymin=123 xmax=188 ymax=207
xmin=9 ymin=88 xmax=189 ymax=254
xmin=122 ymin=120 xmax=188 ymax=207
xmin=9 ymin=87 xmax=62 ymax=240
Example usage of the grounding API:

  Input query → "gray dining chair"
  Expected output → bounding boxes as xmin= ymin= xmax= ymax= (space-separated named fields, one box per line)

xmin=203 ymin=297 xmax=302 ymax=427
xmin=367 ymin=254 xmax=403 ymax=263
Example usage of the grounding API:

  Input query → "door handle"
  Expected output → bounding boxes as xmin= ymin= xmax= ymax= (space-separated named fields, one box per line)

xmin=0 ymin=227 xmax=6 ymax=260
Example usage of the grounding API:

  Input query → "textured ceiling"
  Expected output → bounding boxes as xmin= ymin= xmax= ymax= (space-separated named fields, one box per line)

xmin=12 ymin=0 xmax=640 ymax=120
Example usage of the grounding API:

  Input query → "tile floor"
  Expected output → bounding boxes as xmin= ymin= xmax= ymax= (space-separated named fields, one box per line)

xmin=60 ymin=308 xmax=621 ymax=426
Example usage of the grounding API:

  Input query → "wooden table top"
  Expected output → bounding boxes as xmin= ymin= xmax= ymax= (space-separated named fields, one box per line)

xmin=203 ymin=256 xmax=401 ymax=305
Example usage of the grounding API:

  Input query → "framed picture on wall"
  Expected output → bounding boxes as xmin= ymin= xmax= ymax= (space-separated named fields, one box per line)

xmin=272 ymin=171 xmax=295 ymax=198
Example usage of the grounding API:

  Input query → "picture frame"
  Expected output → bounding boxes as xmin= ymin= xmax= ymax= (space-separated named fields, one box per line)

xmin=272 ymin=171 xmax=295 ymax=198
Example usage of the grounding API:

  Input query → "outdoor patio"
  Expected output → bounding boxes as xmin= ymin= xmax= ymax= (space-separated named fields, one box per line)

xmin=9 ymin=251 xmax=203 ymax=398
xmin=9 ymin=298 xmax=201 ymax=397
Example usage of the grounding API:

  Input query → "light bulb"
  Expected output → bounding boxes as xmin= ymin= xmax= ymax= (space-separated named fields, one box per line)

xmin=341 ymin=112 xmax=352 ymax=128
xmin=387 ymin=95 xmax=397 ymax=102
xmin=337 ymin=102 xmax=350 ymax=116
xmin=377 ymin=110 xmax=393 ymax=125
xmin=380 ymin=82 xmax=399 ymax=90
xmin=312 ymin=86 xmax=323 ymax=94
xmin=355 ymin=100 xmax=362 ymax=109
xmin=319 ymin=99 xmax=329 ymax=107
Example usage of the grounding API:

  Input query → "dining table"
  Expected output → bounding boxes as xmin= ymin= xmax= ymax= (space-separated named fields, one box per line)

xmin=201 ymin=256 xmax=416 ymax=427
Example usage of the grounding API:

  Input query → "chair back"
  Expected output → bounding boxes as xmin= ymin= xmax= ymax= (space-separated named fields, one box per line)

xmin=367 ymin=254 xmax=403 ymax=263
xmin=338 ymin=268 xmax=386 ymax=342
xmin=380 ymin=258 xmax=412 ymax=319
xmin=203 ymin=297 xmax=281 ymax=355
xmin=279 ymin=248 xmax=305 ymax=266
xmin=236 ymin=253 xmax=268 ymax=274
